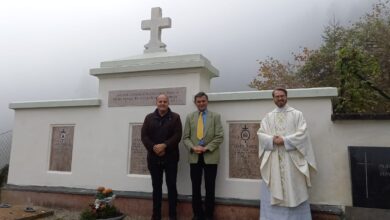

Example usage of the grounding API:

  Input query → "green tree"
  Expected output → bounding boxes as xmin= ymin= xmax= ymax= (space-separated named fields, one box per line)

xmin=250 ymin=0 xmax=390 ymax=113
xmin=336 ymin=46 xmax=382 ymax=113
xmin=249 ymin=56 xmax=303 ymax=89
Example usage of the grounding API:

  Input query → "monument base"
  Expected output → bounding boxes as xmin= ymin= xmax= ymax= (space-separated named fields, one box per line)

xmin=1 ymin=184 xmax=341 ymax=220
xmin=345 ymin=206 xmax=390 ymax=220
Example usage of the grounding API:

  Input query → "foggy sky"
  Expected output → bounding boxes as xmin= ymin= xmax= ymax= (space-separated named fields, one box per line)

xmin=0 ymin=0 xmax=376 ymax=132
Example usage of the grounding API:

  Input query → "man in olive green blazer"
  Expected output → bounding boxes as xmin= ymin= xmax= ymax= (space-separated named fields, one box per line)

xmin=183 ymin=92 xmax=224 ymax=220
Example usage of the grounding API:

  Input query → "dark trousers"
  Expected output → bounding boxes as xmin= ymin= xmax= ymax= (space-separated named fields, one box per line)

xmin=190 ymin=155 xmax=218 ymax=219
xmin=148 ymin=160 xmax=178 ymax=220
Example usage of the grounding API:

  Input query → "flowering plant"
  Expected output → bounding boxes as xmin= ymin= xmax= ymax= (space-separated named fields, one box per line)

xmin=94 ymin=187 xmax=115 ymax=209
xmin=80 ymin=186 xmax=123 ymax=220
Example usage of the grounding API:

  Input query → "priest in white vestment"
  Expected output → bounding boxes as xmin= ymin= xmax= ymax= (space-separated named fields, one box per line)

xmin=257 ymin=88 xmax=317 ymax=220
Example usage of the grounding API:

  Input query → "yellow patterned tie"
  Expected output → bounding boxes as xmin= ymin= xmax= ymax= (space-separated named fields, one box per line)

xmin=197 ymin=112 xmax=204 ymax=140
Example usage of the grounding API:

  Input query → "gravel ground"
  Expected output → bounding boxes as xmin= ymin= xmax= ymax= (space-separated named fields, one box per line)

xmin=41 ymin=209 xmax=150 ymax=220
xmin=40 ymin=209 xmax=81 ymax=220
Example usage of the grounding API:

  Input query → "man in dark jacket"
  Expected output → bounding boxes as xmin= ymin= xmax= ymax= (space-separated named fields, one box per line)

xmin=141 ymin=94 xmax=182 ymax=220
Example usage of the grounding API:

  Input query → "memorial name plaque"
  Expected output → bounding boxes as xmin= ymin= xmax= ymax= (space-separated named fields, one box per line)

xmin=349 ymin=146 xmax=390 ymax=209
xmin=109 ymin=87 xmax=186 ymax=107
xmin=49 ymin=126 xmax=74 ymax=172
xmin=129 ymin=124 xmax=149 ymax=175
xmin=229 ymin=122 xmax=260 ymax=179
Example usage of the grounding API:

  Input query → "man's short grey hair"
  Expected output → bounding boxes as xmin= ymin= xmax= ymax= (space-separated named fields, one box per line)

xmin=156 ymin=93 xmax=169 ymax=101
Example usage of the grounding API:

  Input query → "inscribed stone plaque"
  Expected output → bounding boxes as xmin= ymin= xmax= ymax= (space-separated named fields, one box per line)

xmin=349 ymin=146 xmax=390 ymax=209
xmin=109 ymin=87 xmax=186 ymax=107
xmin=129 ymin=124 xmax=149 ymax=175
xmin=229 ymin=122 xmax=260 ymax=179
xmin=49 ymin=126 xmax=74 ymax=172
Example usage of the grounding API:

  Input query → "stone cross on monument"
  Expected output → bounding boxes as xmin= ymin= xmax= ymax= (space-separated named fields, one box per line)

xmin=141 ymin=7 xmax=171 ymax=53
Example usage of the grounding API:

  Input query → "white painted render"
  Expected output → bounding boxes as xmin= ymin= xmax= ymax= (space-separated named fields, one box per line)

xmin=8 ymin=52 xmax=390 ymax=208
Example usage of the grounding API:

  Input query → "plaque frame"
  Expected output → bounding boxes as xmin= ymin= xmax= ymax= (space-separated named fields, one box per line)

xmin=109 ymin=87 xmax=186 ymax=107
xmin=227 ymin=120 xmax=261 ymax=180
xmin=47 ymin=124 xmax=75 ymax=173
xmin=128 ymin=123 xmax=150 ymax=176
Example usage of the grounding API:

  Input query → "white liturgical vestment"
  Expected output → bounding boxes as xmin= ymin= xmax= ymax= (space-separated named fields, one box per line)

xmin=258 ymin=105 xmax=317 ymax=208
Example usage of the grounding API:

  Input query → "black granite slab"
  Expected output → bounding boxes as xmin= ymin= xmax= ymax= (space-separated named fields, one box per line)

xmin=349 ymin=146 xmax=390 ymax=209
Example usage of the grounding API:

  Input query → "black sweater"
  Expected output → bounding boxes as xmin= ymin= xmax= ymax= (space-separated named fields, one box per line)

xmin=141 ymin=108 xmax=182 ymax=163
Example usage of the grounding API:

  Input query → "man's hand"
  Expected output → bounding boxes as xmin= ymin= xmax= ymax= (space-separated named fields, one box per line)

xmin=192 ymin=146 xmax=206 ymax=154
xmin=156 ymin=150 xmax=166 ymax=157
xmin=273 ymin=136 xmax=284 ymax=145
xmin=153 ymin=143 xmax=167 ymax=156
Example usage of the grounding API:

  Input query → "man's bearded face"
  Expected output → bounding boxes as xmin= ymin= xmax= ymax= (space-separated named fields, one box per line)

xmin=273 ymin=90 xmax=287 ymax=108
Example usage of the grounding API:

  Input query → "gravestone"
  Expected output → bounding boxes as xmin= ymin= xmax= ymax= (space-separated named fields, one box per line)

xmin=49 ymin=126 xmax=74 ymax=172
xmin=229 ymin=122 xmax=260 ymax=179
xmin=129 ymin=124 xmax=149 ymax=175
xmin=349 ymin=146 xmax=390 ymax=209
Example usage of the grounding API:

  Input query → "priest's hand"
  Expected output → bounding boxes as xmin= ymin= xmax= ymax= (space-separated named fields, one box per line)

xmin=273 ymin=136 xmax=284 ymax=145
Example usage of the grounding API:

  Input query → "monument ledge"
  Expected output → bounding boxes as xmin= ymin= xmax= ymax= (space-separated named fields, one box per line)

xmin=9 ymin=98 xmax=101 ymax=109
xmin=90 ymin=53 xmax=219 ymax=78
xmin=208 ymin=87 xmax=338 ymax=102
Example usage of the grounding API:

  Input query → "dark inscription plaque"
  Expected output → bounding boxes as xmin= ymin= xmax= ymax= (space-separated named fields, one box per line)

xmin=349 ymin=146 xmax=390 ymax=209
xmin=49 ymin=126 xmax=74 ymax=172
xmin=229 ymin=123 xmax=261 ymax=179
xmin=109 ymin=87 xmax=186 ymax=107
xmin=129 ymin=124 xmax=149 ymax=175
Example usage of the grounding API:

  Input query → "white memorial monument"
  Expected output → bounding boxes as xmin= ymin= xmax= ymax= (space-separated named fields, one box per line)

xmin=8 ymin=7 xmax=219 ymax=196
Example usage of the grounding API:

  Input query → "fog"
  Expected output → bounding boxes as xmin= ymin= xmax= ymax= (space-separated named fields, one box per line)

xmin=0 ymin=0 xmax=376 ymax=133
